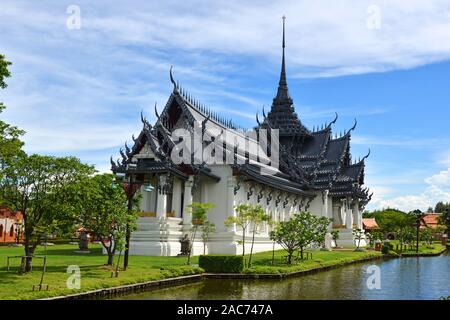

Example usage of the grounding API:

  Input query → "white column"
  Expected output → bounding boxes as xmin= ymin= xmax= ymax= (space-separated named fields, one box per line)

xmin=171 ymin=178 xmax=182 ymax=218
xmin=345 ymin=200 xmax=353 ymax=230
xmin=322 ymin=190 xmax=329 ymax=217
xmin=322 ymin=190 xmax=333 ymax=231
xmin=226 ymin=176 xmax=236 ymax=232
xmin=353 ymin=200 xmax=362 ymax=230
xmin=156 ymin=191 xmax=167 ymax=218
xmin=340 ymin=199 xmax=346 ymax=226
xmin=183 ymin=177 xmax=194 ymax=226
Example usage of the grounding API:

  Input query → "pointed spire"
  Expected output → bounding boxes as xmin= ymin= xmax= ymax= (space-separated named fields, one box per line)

xmin=273 ymin=15 xmax=292 ymax=107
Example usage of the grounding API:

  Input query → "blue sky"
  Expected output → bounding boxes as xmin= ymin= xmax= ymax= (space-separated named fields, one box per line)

xmin=1 ymin=0 xmax=449 ymax=211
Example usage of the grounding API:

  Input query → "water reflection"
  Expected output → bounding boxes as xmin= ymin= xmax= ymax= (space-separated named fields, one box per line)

xmin=115 ymin=252 xmax=449 ymax=300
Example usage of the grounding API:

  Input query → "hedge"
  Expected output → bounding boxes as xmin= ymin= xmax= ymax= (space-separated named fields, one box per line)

xmin=198 ymin=255 xmax=244 ymax=273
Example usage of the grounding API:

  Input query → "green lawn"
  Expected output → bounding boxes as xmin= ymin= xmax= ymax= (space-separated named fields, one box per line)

xmin=0 ymin=244 xmax=202 ymax=300
xmin=244 ymin=249 xmax=382 ymax=274
xmin=386 ymin=241 xmax=446 ymax=255
xmin=0 ymin=244 xmax=387 ymax=299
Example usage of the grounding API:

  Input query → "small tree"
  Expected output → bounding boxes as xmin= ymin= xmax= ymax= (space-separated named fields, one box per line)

xmin=353 ymin=229 xmax=365 ymax=250
xmin=331 ymin=230 xmax=340 ymax=248
xmin=201 ymin=220 xmax=216 ymax=255
xmin=268 ymin=217 xmax=278 ymax=265
xmin=186 ymin=202 xmax=215 ymax=264
xmin=270 ymin=212 xmax=331 ymax=264
xmin=397 ymin=226 xmax=415 ymax=252
xmin=224 ymin=204 xmax=252 ymax=260
xmin=420 ymin=227 xmax=433 ymax=246
xmin=247 ymin=205 xmax=270 ymax=267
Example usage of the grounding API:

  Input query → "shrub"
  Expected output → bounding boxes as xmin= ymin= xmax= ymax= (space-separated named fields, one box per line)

xmin=199 ymin=255 xmax=244 ymax=273
xmin=381 ymin=245 xmax=390 ymax=254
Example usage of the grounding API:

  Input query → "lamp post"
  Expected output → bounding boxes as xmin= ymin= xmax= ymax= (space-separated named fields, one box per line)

xmin=415 ymin=213 xmax=424 ymax=254
xmin=114 ymin=166 xmax=154 ymax=271
xmin=119 ymin=171 xmax=141 ymax=271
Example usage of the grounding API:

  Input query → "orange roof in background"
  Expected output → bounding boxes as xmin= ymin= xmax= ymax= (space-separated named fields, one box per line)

xmin=0 ymin=206 xmax=23 ymax=221
xmin=421 ymin=213 xmax=442 ymax=228
xmin=362 ymin=218 xmax=379 ymax=230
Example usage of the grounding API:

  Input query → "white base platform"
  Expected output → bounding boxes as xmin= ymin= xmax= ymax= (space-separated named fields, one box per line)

xmin=112 ymin=218 xmax=367 ymax=257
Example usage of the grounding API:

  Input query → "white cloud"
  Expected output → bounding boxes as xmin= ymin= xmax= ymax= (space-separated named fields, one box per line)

xmin=368 ymin=168 xmax=450 ymax=212
xmin=439 ymin=151 xmax=450 ymax=166
xmin=352 ymin=135 xmax=450 ymax=148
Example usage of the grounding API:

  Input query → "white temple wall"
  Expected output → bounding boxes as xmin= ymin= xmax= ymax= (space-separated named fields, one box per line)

xmin=204 ymin=165 xmax=233 ymax=233
xmin=308 ymin=196 xmax=323 ymax=217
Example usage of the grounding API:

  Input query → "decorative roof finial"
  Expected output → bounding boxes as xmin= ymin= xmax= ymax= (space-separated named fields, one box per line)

xmin=256 ymin=112 xmax=261 ymax=126
xmin=361 ymin=149 xmax=371 ymax=162
xmin=169 ymin=66 xmax=178 ymax=93
xmin=154 ymin=102 xmax=160 ymax=120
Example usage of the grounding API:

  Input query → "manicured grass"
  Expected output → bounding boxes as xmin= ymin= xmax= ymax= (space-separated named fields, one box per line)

xmin=0 ymin=244 xmax=202 ymax=300
xmin=387 ymin=241 xmax=446 ymax=255
xmin=244 ymin=249 xmax=382 ymax=274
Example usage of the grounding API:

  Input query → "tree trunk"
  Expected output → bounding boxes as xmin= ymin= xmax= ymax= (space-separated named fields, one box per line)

xmin=248 ymin=227 xmax=256 ymax=267
xmin=287 ymin=251 xmax=293 ymax=265
xmin=187 ymin=226 xmax=197 ymax=265
xmin=300 ymin=247 xmax=304 ymax=261
xmin=107 ymin=251 xmax=114 ymax=266
xmin=242 ymin=228 xmax=246 ymax=257
xmin=272 ymin=241 xmax=275 ymax=265
xmin=102 ymin=238 xmax=115 ymax=266
xmin=22 ymin=244 xmax=35 ymax=273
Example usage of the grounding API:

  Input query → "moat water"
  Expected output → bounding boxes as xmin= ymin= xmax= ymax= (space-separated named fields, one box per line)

xmin=115 ymin=251 xmax=449 ymax=300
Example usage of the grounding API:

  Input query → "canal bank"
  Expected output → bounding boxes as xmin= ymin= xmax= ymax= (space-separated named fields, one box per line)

xmin=42 ymin=251 xmax=382 ymax=300
xmin=41 ymin=248 xmax=448 ymax=300
xmin=113 ymin=250 xmax=450 ymax=301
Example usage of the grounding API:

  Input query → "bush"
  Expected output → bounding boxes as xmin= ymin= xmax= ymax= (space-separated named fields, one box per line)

xmin=381 ymin=245 xmax=391 ymax=254
xmin=199 ymin=255 xmax=244 ymax=273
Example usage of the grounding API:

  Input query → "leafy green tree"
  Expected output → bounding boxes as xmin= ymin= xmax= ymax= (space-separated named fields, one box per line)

xmin=0 ymin=55 xmax=25 ymax=189
xmin=186 ymin=202 xmax=215 ymax=264
xmin=0 ymin=154 xmax=94 ymax=272
xmin=436 ymin=204 xmax=450 ymax=236
xmin=69 ymin=173 xmax=136 ymax=266
xmin=365 ymin=209 xmax=416 ymax=243
xmin=331 ymin=230 xmax=340 ymax=247
xmin=268 ymin=218 xmax=279 ymax=265
xmin=420 ymin=228 xmax=434 ymax=246
xmin=435 ymin=202 xmax=450 ymax=214
xmin=0 ymin=54 xmax=12 ymax=89
xmin=270 ymin=212 xmax=331 ymax=264
xmin=200 ymin=220 xmax=216 ymax=255
xmin=397 ymin=226 xmax=415 ymax=251
xmin=367 ymin=231 xmax=383 ymax=247
xmin=246 ymin=205 xmax=270 ymax=267
xmin=225 ymin=204 xmax=253 ymax=259
xmin=353 ymin=229 xmax=365 ymax=250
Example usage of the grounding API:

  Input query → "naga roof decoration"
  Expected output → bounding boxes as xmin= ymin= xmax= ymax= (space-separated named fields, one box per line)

xmin=111 ymin=18 xmax=371 ymax=207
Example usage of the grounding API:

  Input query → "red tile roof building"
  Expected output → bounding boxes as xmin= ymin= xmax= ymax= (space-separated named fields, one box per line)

xmin=420 ymin=213 xmax=442 ymax=229
xmin=0 ymin=206 xmax=24 ymax=243
xmin=362 ymin=218 xmax=380 ymax=231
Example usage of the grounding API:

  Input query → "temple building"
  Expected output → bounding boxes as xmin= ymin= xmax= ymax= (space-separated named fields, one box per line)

xmin=111 ymin=19 xmax=372 ymax=256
